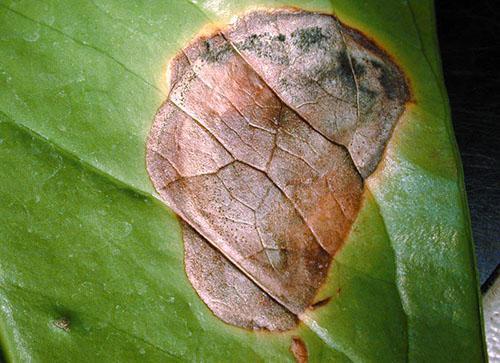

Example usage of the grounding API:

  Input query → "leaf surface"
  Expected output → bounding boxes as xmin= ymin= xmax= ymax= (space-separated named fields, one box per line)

xmin=0 ymin=0 xmax=485 ymax=362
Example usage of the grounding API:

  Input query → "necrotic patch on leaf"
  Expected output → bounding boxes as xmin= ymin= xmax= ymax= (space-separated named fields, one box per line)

xmin=146 ymin=8 xmax=409 ymax=331
xmin=290 ymin=336 xmax=309 ymax=363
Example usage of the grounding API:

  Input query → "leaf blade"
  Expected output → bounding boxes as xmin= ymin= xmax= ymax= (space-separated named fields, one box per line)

xmin=0 ymin=0 xmax=485 ymax=361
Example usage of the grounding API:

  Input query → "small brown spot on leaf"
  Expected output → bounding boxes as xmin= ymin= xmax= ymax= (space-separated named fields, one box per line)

xmin=310 ymin=296 xmax=332 ymax=310
xmin=53 ymin=317 xmax=70 ymax=332
xmin=291 ymin=336 xmax=308 ymax=363
xmin=147 ymin=8 xmax=409 ymax=332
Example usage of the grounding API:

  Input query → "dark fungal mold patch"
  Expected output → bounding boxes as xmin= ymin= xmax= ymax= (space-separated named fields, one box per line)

xmin=291 ymin=26 xmax=328 ymax=51
xmin=201 ymin=39 xmax=233 ymax=63
xmin=370 ymin=59 xmax=404 ymax=100
xmin=237 ymin=32 xmax=289 ymax=64
xmin=146 ymin=8 xmax=409 ymax=335
xmin=336 ymin=50 xmax=357 ymax=89
xmin=352 ymin=57 xmax=367 ymax=77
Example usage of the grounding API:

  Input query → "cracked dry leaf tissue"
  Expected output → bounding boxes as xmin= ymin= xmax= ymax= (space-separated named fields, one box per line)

xmin=147 ymin=8 xmax=409 ymax=332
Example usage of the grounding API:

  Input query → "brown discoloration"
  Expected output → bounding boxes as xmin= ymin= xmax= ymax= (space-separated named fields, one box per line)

xmin=310 ymin=296 xmax=332 ymax=310
xmin=146 ymin=8 xmax=409 ymax=332
xmin=53 ymin=317 xmax=70 ymax=332
xmin=183 ymin=220 xmax=297 ymax=330
xmin=225 ymin=9 xmax=409 ymax=177
xmin=291 ymin=336 xmax=309 ymax=363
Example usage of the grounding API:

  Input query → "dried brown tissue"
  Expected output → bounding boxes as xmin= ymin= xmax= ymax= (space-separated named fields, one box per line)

xmin=146 ymin=7 xmax=409 ymax=336
xmin=291 ymin=336 xmax=309 ymax=363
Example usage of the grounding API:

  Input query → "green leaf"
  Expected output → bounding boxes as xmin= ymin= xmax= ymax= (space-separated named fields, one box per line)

xmin=0 ymin=1 xmax=485 ymax=362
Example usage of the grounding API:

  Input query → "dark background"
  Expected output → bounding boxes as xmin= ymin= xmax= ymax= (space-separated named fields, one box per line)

xmin=436 ymin=1 xmax=499 ymax=288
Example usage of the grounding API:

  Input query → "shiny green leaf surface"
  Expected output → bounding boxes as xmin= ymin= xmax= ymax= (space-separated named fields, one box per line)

xmin=0 ymin=0 xmax=486 ymax=361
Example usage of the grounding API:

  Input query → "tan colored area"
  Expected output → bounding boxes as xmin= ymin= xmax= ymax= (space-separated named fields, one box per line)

xmin=290 ymin=336 xmax=309 ymax=363
xmin=183 ymin=221 xmax=297 ymax=330
xmin=53 ymin=317 xmax=70 ymax=332
xmin=147 ymin=8 xmax=409 ymax=332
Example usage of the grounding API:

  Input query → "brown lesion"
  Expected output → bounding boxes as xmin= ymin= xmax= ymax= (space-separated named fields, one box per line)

xmin=146 ymin=8 xmax=409 ymax=333
xmin=183 ymin=220 xmax=298 ymax=331
xmin=290 ymin=336 xmax=309 ymax=363
xmin=309 ymin=296 xmax=333 ymax=310
xmin=53 ymin=317 xmax=71 ymax=332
